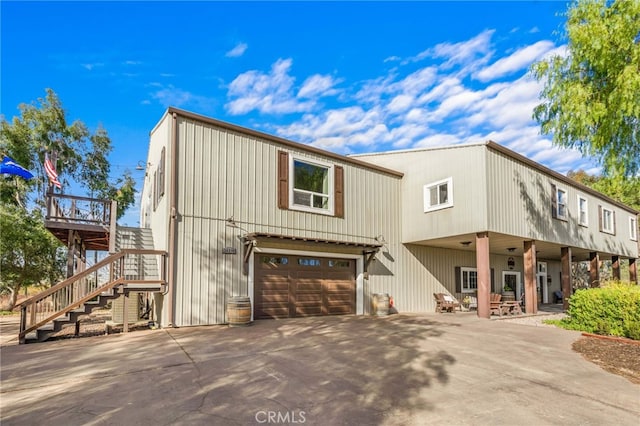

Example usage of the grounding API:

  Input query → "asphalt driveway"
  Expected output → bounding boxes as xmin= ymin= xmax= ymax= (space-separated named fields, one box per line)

xmin=1 ymin=313 xmax=638 ymax=425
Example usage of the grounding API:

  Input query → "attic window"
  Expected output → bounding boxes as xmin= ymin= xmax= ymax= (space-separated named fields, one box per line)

xmin=424 ymin=177 xmax=453 ymax=212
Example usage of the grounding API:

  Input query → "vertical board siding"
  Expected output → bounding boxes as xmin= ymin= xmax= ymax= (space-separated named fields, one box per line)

xmin=173 ymin=118 xmax=403 ymax=325
xmin=356 ymin=146 xmax=488 ymax=243
xmin=486 ymin=149 xmax=638 ymax=256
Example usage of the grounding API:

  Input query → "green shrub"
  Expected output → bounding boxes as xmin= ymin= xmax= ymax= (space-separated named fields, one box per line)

xmin=560 ymin=281 xmax=640 ymax=340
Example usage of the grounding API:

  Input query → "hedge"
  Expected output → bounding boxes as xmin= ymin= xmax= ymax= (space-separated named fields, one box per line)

xmin=559 ymin=281 xmax=640 ymax=340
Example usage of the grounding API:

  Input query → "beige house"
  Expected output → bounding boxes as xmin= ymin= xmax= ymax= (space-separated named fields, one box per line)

xmin=140 ymin=107 xmax=639 ymax=326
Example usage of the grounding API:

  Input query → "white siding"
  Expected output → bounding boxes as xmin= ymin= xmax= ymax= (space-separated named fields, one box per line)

xmin=486 ymin=148 xmax=638 ymax=257
xmin=356 ymin=145 xmax=488 ymax=243
xmin=173 ymin=117 xmax=403 ymax=325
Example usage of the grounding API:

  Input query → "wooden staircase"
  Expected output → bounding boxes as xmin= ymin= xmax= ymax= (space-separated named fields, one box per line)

xmin=18 ymin=249 xmax=167 ymax=344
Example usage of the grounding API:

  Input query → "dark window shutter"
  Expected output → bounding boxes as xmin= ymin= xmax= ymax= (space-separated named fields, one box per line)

xmin=334 ymin=165 xmax=344 ymax=218
xmin=551 ymin=184 xmax=557 ymax=219
xmin=277 ymin=151 xmax=289 ymax=210
xmin=598 ymin=205 xmax=603 ymax=231
xmin=455 ymin=267 xmax=461 ymax=292
xmin=159 ymin=147 xmax=166 ymax=197
xmin=491 ymin=268 xmax=495 ymax=292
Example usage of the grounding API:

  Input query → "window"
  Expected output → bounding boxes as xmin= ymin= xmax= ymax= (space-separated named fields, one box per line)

xmin=555 ymin=187 xmax=568 ymax=220
xmin=291 ymin=159 xmax=332 ymax=212
xmin=298 ymin=258 xmax=321 ymax=266
xmin=578 ymin=196 xmax=588 ymax=226
xmin=599 ymin=205 xmax=615 ymax=235
xmin=630 ymin=216 xmax=638 ymax=241
xmin=278 ymin=151 xmax=344 ymax=217
xmin=329 ymin=260 xmax=351 ymax=268
xmin=424 ymin=177 xmax=453 ymax=212
xmin=460 ymin=267 xmax=477 ymax=293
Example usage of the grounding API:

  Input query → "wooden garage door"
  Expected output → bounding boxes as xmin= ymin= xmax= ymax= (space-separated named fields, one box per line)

xmin=254 ymin=255 xmax=356 ymax=319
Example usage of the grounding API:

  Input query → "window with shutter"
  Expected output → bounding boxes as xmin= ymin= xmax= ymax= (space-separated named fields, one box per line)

xmin=278 ymin=151 xmax=343 ymax=217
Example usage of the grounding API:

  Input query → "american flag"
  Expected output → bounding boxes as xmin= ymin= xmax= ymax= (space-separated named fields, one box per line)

xmin=44 ymin=153 xmax=62 ymax=189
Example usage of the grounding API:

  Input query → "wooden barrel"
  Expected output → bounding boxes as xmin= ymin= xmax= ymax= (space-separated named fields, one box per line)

xmin=227 ymin=296 xmax=252 ymax=327
xmin=373 ymin=293 xmax=390 ymax=316
xmin=502 ymin=292 xmax=516 ymax=302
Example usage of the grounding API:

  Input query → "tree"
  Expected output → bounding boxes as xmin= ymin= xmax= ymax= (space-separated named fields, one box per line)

xmin=0 ymin=88 xmax=136 ymax=216
xmin=532 ymin=0 xmax=640 ymax=178
xmin=0 ymin=205 xmax=65 ymax=311
xmin=568 ymin=169 xmax=640 ymax=211
xmin=0 ymin=89 xmax=138 ymax=308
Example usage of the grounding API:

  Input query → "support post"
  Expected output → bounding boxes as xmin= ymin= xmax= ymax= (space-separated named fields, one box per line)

xmin=476 ymin=232 xmax=490 ymax=319
xmin=524 ymin=240 xmax=537 ymax=314
xmin=630 ymin=258 xmax=638 ymax=284
xmin=122 ymin=292 xmax=129 ymax=333
xmin=109 ymin=200 xmax=117 ymax=254
xmin=561 ymin=247 xmax=572 ymax=312
xmin=589 ymin=252 xmax=600 ymax=287
xmin=67 ymin=229 xmax=75 ymax=278
xmin=612 ymin=256 xmax=620 ymax=281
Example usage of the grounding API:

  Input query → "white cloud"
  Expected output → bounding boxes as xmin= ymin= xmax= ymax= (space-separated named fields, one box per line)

xmin=149 ymin=84 xmax=212 ymax=110
xmin=226 ymin=42 xmax=248 ymax=58
xmin=474 ymin=40 xmax=555 ymax=82
xmin=221 ymin=31 xmax=597 ymax=174
xmin=82 ymin=63 xmax=104 ymax=71
xmin=297 ymin=74 xmax=341 ymax=99
xmin=226 ymin=58 xmax=317 ymax=114
xmin=387 ymin=94 xmax=414 ymax=114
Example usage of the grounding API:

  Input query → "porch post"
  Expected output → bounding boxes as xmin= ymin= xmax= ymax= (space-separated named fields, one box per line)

xmin=589 ymin=252 xmax=600 ymax=287
xmin=561 ymin=247 xmax=572 ymax=311
xmin=476 ymin=232 xmax=491 ymax=319
xmin=66 ymin=229 xmax=75 ymax=278
xmin=524 ymin=240 xmax=537 ymax=314
xmin=630 ymin=258 xmax=638 ymax=284
xmin=612 ymin=256 xmax=620 ymax=281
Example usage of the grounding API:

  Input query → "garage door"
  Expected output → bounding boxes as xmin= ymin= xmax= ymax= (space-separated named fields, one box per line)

xmin=254 ymin=255 xmax=356 ymax=319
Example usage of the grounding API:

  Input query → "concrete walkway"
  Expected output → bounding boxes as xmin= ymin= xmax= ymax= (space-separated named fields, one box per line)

xmin=1 ymin=313 xmax=638 ymax=425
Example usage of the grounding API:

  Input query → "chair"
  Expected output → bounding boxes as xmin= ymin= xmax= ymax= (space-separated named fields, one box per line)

xmin=490 ymin=293 xmax=502 ymax=316
xmin=434 ymin=293 xmax=461 ymax=313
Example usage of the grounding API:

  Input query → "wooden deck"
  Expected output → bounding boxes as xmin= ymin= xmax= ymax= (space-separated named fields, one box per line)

xmin=45 ymin=193 xmax=117 ymax=251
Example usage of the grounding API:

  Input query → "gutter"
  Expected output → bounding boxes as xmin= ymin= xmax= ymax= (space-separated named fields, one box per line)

xmin=166 ymin=112 xmax=178 ymax=327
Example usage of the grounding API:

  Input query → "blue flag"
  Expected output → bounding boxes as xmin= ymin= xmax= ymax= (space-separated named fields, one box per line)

xmin=0 ymin=156 xmax=34 ymax=180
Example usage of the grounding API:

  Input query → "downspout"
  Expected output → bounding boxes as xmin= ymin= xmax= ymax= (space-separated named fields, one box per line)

xmin=167 ymin=111 xmax=179 ymax=327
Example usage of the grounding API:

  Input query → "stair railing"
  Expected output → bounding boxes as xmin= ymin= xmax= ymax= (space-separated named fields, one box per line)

xmin=17 ymin=249 xmax=167 ymax=343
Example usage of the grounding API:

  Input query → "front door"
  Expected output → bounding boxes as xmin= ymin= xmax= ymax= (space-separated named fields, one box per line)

xmin=537 ymin=262 xmax=548 ymax=304
xmin=503 ymin=271 xmax=521 ymax=301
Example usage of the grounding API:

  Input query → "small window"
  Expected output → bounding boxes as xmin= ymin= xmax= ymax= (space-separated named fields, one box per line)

xmin=329 ymin=260 xmax=351 ymax=268
xmin=460 ymin=267 xmax=478 ymax=293
xmin=290 ymin=157 xmax=334 ymax=214
xmin=424 ymin=177 xmax=453 ymax=212
xmin=578 ymin=196 xmax=588 ymax=226
xmin=600 ymin=206 xmax=615 ymax=235
xmin=555 ymin=187 xmax=568 ymax=220
xmin=261 ymin=256 xmax=289 ymax=265
xmin=630 ymin=216 xmax=638 ymax=241
xmin=298 ymin=258 xmax=321 ymax=266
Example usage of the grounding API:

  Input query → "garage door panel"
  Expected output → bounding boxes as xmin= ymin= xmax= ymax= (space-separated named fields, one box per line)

xmin=255 ymin=254 xmax=355 ymax=319
xmin=295 ymin=306 xmax=323 ymax=316
xmin=257 ymin=307 xmax=290 ymax=319
xmin=327 ymin=304 xmax=353 ymax=315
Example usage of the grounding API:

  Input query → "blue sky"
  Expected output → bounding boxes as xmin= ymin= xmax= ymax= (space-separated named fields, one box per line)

xmin=2 ymin=1 xmax=598 ymax=226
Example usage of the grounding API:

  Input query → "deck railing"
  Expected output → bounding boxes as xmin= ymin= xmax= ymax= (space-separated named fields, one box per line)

xmin=46 ymin=193 xmax=116 ymax=228
xmin=18 ymin=249 xmax=167 ymax=343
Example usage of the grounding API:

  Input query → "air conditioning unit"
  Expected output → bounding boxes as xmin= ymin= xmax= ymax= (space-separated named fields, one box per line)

xmin=111 ymin=292 xmax=143 ymax=325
